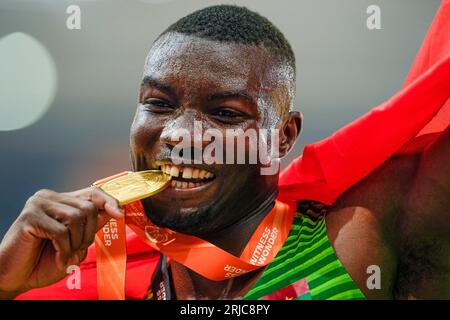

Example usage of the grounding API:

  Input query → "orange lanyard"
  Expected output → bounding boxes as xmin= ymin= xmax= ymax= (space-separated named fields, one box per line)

xmin=94 ymin=175 xmax=296 ymax=300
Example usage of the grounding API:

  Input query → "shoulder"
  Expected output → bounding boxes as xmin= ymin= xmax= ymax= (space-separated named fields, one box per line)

xmin=324 ymin=152 xmax=420 ymax=299
xmin=325 ymin=127 xmax=450 ymax=298
xmin=399 ymin=127 xmax=450 ymax=239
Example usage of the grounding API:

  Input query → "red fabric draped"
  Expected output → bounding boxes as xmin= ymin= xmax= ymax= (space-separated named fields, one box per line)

xmin=398 ymin=0 xmax=450 ymax=151
xmin=278 ymin=0 xmax=450 ymax=205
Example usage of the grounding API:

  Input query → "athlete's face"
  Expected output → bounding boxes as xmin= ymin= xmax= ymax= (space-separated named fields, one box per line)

xmin=130 ymin=33 xmax=301 ymax=235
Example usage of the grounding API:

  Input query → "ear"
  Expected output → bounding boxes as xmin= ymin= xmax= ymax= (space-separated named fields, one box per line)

xmin=278 ymin=111 xmax=302 ymax=158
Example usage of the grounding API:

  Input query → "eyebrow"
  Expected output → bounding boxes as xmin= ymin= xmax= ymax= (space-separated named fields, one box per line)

xmin=141 ymin=76 xmax=175 ymax=96
xmin=142 ymin=76 xmax=256 ymax=105
xmin=208 ymin=91 xmax=255 ymax=104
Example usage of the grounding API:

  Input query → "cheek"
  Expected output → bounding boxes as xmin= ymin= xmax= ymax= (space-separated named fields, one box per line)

xmin=220 ymin=121 xmax=263 ymax=162
xmin=130 ymin=109 xmax=163 ymax=153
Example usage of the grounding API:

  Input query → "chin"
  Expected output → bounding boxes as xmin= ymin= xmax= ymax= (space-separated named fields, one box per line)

xmin=143 ymin=198 xmax=222 ymax=236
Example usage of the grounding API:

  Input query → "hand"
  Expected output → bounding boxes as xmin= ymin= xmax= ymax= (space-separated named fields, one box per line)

xmin=0 ymin=187 xmax=123 ymax=298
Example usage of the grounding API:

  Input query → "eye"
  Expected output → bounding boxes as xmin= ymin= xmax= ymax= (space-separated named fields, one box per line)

xmin=143 ymin=99 xmax=174 ymax=113
xmin=212 ymin=108 xmax=245 ymax=122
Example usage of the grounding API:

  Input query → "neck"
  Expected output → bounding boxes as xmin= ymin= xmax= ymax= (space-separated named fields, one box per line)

xmin=170 ymin=189 xmax=278 ymax=299
xmin=202 ymin=189 xmax=278 ymax=256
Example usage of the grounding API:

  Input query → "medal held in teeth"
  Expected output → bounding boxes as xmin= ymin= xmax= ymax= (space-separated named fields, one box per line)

xmin=94 ymin=170 xmax=171 ymax=205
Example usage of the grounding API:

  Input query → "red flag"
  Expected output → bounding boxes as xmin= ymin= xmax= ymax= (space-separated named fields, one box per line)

xmin=399 ymin=0 xmax=450 ymax=151
xmin=279 ymin=0 xmax=450 ymax=205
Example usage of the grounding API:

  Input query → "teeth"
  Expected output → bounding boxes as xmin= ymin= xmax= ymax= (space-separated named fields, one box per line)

xmin=170 ymin=179 xmax=208 ymax=189
xmin=160 ymin=164 xmax=214 ymax=181
xmin=170 ymin=166 xmax=179 ymax=177
xmin=199 ymin=170 xmax=207 ymax=179
xmin=172 ymin=181 xmax=191 ymax=189
xmin=182 ymin=167 xmax=193 ymax=179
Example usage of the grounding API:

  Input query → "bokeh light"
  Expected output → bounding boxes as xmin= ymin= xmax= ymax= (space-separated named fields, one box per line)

xmin=0 ymin=32 xmax=57 ymax=131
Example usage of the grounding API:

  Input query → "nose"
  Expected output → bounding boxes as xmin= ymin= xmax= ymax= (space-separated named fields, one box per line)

xmin=160 ymin=110 xmax=209 ymax=162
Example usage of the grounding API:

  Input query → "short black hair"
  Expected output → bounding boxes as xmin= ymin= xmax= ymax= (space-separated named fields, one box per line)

xmin=158 ymin=5 xmax=295 ymax=74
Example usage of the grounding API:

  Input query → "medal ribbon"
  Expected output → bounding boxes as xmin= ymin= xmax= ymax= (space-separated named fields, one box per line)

xmin=94 ymin=172 xmax=296 ymax=300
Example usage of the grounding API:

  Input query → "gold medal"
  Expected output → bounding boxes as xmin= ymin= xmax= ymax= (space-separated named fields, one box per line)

xmin=95 ymin=170 xmax=171 ymax=205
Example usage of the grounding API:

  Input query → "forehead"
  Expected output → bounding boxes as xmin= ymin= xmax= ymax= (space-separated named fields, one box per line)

xmin=143 ymin=32 xmax=282 ymax=94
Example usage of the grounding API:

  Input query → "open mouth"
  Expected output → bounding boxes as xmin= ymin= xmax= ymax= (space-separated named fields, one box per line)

xmin=158 ymin=163 xmax=216 ymax=189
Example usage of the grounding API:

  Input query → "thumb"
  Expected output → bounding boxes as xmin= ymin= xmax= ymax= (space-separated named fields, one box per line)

xmin=67 ymin=186 xmax=124 ymax=220
xmin=95 ymin=210 xmax=120 ymax=231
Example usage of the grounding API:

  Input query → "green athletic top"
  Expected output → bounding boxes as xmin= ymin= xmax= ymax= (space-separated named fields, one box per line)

xmin=244 ymin=205 xmax=365 ymax=300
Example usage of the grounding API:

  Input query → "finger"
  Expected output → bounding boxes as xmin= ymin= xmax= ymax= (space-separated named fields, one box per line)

xmin=78 ymin=200 xmax=97 ymax=249
xmin=32 ymin=190 xmax=102 ymax=250
xmin=35 ymin=197 xmax=86 ymax=251
xmin=96 ymin=210 xmax=113 ymax=231
xmin=46 ymin=196 xmax=98 ymax=250
xmin=24 ymin=212 xmax=71 ymax=270
xmin=67 ymin=187 xmax=124 ymax=219
xmin=37 ymin=200 xmax=86 ymax=252
xmin=67 ymin=247 xmax=88 ymax=267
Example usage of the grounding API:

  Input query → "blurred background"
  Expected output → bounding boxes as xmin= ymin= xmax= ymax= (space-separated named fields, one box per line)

xmin=0 ymin=0 xmax=441 ymax=237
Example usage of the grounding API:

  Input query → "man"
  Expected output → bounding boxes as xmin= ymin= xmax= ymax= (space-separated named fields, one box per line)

xmin=0 ymin=5 xmax=449 ymax=300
